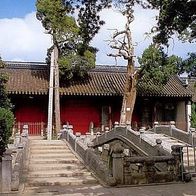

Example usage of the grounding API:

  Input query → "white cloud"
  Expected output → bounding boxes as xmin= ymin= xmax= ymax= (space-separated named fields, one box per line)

xmin=0 ymin=12 xmax=51 ymax=62
xmin=92 ymin=6 xmax=158 ymax=66
xmin=0 ymin=9 xmax=195 ymax=64
xmin=92 ymin=6 xmax=195 ymax=65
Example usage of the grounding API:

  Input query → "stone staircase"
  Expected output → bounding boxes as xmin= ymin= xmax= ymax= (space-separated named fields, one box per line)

xmin=141 ymin=132 xmax=196 ymax=175
xmin=22 ymin=138 xmax=98 ymax=195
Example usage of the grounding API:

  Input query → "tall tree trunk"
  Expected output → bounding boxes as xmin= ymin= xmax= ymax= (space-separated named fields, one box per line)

xmin=120 ymin=58 xmax=137 ymax=125
xmin=47 ymin=49 xmax=54 ymax=140
xmin=54 ymin=45 xmax=61 ymax=135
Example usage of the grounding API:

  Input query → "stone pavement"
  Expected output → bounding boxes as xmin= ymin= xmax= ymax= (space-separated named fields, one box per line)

xmin=8 ymin=178 xmax=194 ymax=196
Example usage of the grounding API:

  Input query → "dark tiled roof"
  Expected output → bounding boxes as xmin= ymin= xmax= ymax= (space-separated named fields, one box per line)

xmin=0 ymin=62 xmax=49 ymax=95
xmin=0 ymin=61 xmax=192 ymax=98
xmin=60 ymin=71 xmax=126 ymax=96
xmin=137 ymin=76 xmax=193 ymax=97
xmin=182 ymin=77 xmax=196 ymax=102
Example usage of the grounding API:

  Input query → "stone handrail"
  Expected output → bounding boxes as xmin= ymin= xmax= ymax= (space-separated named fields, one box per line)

xmin=60 ymin=125 xmax=191 ymax=186
xmin=93 ymin=126 xmax=170 ymax=157
xmin=152 ymin=122 xmax=196 ymax=146
xmin=0 ymin=131 xmax=29 ymax=193
xmin=60 ymin=126 xmax=116 ymax=186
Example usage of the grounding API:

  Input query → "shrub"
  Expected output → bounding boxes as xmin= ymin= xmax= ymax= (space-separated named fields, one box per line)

xmin=0 ymin=107 xmax=14 ymax=157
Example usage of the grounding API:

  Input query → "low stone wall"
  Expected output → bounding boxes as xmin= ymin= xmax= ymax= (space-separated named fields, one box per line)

xmin=60 ymin=126 xmax=116 ymax=186
xmin=60 ymin=125 xmax=191 ymax=186
xmin=153 ymin=123 xmax=196 ymax=146
xmin=93 ymin=126 xmax=170 ymax=156
xmin=0 ymin=132 xmax=29 ymax=193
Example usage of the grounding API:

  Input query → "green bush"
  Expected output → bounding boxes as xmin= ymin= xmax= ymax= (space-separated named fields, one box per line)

xmin=0 ymin=107 xmax=14 ymax=157
xmin=191 ymin=103 xmax=196 ymax=128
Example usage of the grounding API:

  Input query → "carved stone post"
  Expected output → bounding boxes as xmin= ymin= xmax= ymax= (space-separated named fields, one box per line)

xmin=112 ymin=143 xmax=124 ymax=184
xmin=170 ymin=121 xmax=175 ymax=136
xmin=75 ymin=132 xmax=81 ymax=151
xmin=1 ymin=149 xmax=12 ymax=193
xmin=154 ymin=121 xmax=159 ymax=133
xmin=171 ymin=145 xmax=184 ymax=181
xmin=14 ymin=133 xmax=21 ymax=147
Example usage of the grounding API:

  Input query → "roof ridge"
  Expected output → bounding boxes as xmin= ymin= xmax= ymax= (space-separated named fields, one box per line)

xmin=4 ymin=61 xmax=48 ymax=70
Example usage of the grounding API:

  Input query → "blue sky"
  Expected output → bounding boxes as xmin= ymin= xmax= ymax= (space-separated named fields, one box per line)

xmin=0 ymin=1 xmax=195 ymax=65
xmin=0 ymin=0 xmax=36 ymax=18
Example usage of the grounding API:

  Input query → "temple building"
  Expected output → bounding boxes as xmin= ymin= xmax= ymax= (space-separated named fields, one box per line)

xmin=0 ymin=61 xmax=193 ymax=135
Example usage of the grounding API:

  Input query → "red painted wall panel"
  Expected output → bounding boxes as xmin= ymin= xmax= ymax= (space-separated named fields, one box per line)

xmin=15 ymin=105 xmax=46 ymax=122
xmin=61 ymin=98 xmax=101 ymax=134
xmin=12 ymin=96 xmax=47 ymax=135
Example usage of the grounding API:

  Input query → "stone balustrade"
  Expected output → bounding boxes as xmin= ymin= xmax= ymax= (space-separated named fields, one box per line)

xmin=152 ymin=121 xmax=196 ymax=146
xmin=0 ymin=130 xmax=29 ymax=194
xmin=60 ymin=124 xmax=191 ymax=186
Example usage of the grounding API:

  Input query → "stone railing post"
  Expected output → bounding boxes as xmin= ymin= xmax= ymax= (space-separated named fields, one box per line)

xmin=61 ymin=125 xmax=67 ymax=139
xmin=171 ymin=145 xmax=182 ymax=178
xmin=171 ymin=145 xmax=191 ymax=182
xmin=75 ymin=132 xmax=81 ymax=151
xmin=112 ymin=143 xmax=124 ymax=184
xmin=114 ymin=122 xmax=119 ymax=131
xmin=21 ymin=131 xmax=29 ymax=167
xmin=189 ymin=128 xmax=196 ymax=146
xmin=139 ymin=128 xmax=145 ymax=143
xmin=67 ymin=125 xmax=73 ymax=141
xmin=14 ymin=133 xmax=21 ymax=147
xmin=155 ymin=139 xmax=164 ymax=155
xmin=154 ymin=121 xmax=159 ymax=133
xmin=1 ymin=149 xmax=12 ymax=193
xmin=170 ymin=121 xmax=176 ymax=136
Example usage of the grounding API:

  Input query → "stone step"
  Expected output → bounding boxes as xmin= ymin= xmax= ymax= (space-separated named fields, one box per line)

xmin=28 ymin=169 xmax=92 ymax=178
xmin=30 ymin=139 xmax=63 ymax=143
xmin=30 ymin=142 xmax=66 ymax=147
xmin=30 ymin=158 xmax=81 ymax=165
xmin=27 ymin=176 xmax=98 ymax=187
xmin=30 ymin=149 xmax=71 ymax=154
xmin=30 ymin=153 xmax=75 ymax=159
xmin=30 ymin=145 xmax=69 ymax=150
xmin=28 ymin=164 xmax=86 ymax=171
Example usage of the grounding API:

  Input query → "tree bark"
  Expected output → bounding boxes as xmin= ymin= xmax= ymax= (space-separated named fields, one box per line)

xmin=120 ymin=58 xmax=137 ymax=125
xmin=54 ymin=45 xmax=61 ymax=135
xmin=47 ymin=49 xmax=54 ymax=140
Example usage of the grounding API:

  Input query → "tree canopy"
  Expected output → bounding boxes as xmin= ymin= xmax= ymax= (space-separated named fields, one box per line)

xmin=59 ymin=0 xmax=196 ymax=45
xmin=147 ymin=0 xmax=196 ymax=44
xmin=0 ymin=59 xmax=12 ymax=109
xmin=180 ymin=52 xmax=196 ymax=77
xmin=0 ymin=57 xmax=14 ymax=157
xmin=138 ymin=44 xmax=181 ymax=85
xmin=36 ymin=0 xmax=97 ymax=81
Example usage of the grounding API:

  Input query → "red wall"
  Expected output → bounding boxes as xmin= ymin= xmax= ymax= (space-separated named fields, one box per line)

xmin=12 ymin=95 xmax=47 ymax=135
xmin=15 ymin=105 xmax=47 ymax=123
xmin=61 ymin=98 xmax=101 ymax=134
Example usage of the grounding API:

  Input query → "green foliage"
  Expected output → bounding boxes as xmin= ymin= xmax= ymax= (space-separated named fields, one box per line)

xmin=145 ymin=0 xmax=196 ymax=44
xmin=36 ymin=0 xmax=97 ymax=81
xmin=180 ymin=52 xmax=196 ymax=77
xmin=0 ymin=57 xmax=14 ymax=157
xmin=191 ymin=103 xmax=196 ymax=128
xmin=59 ymin=49 xmax=96 ymax=81
xmin=0 ymin=67 xmax=12 ymax=109
xmin=138 ymin=44 xmax=181 ymax=85
xmin=0 ymin=56 xmax=5 ymax=68
xmin=0 ymin=108 xmax=14 ymax=157
xmin=68 ymin=0 xmax=195 ymax=44
xmin=36 ymin=0 xmax=79 ymax=38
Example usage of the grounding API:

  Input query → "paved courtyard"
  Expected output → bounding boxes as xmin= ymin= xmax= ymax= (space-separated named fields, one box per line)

xmin=1 ymin=178 xmax=191 ymax=196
